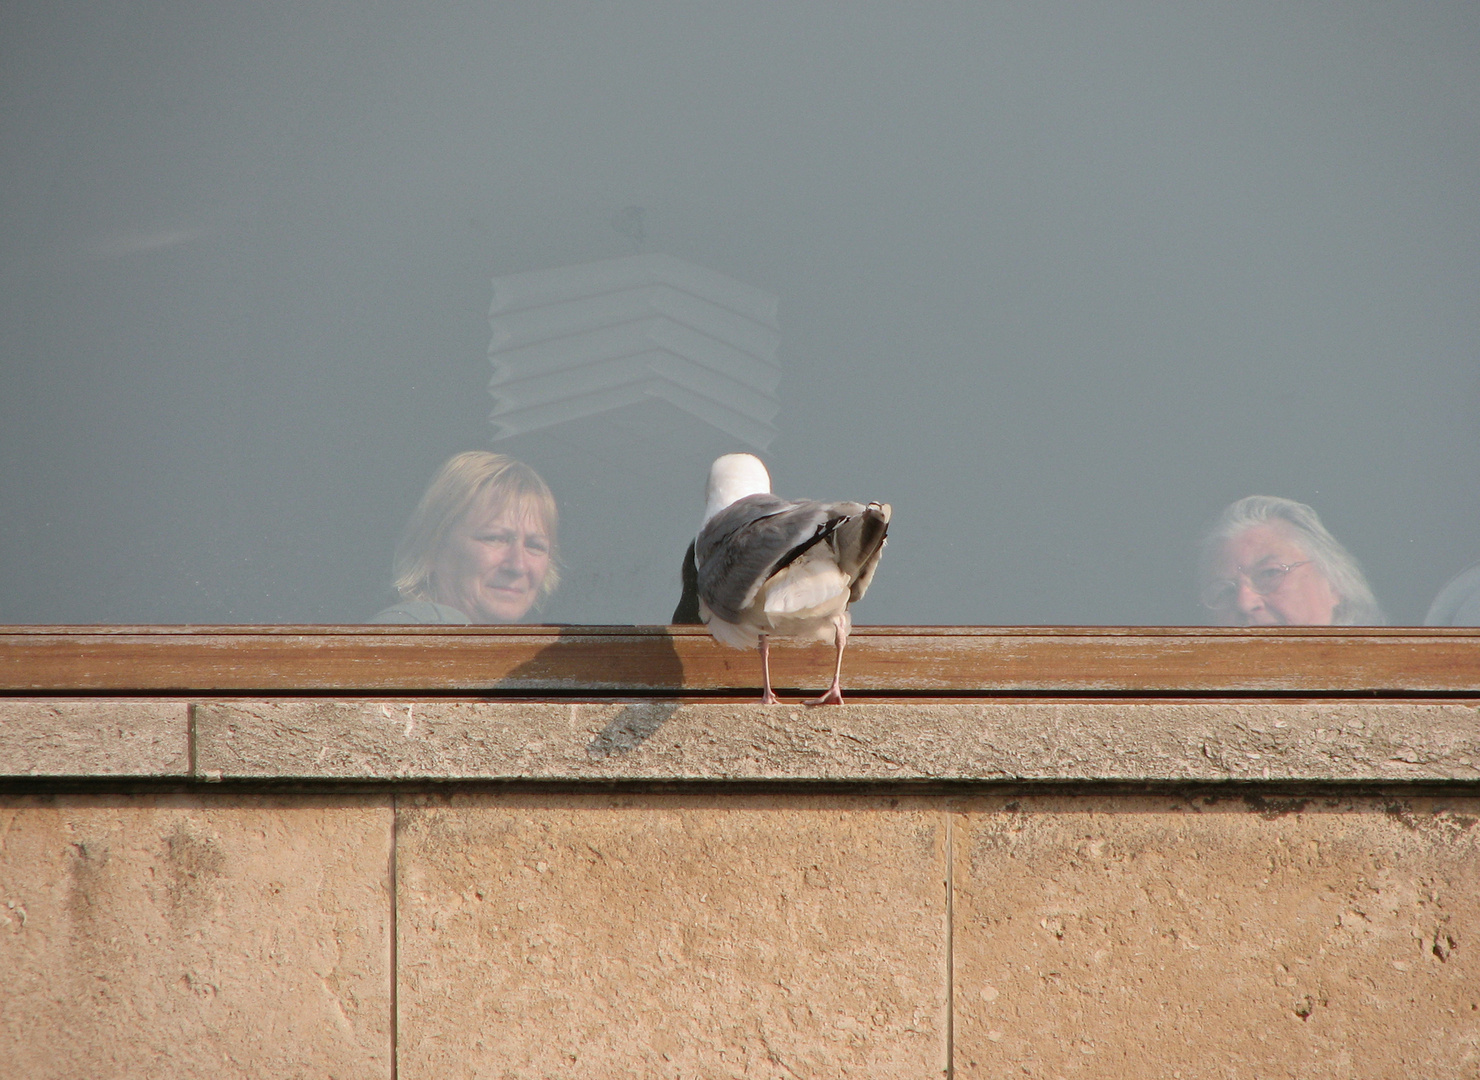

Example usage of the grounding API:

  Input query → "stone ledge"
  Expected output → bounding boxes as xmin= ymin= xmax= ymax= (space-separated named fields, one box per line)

xmin=3 ymin=699 xmax=1477 ymax=783
xmin=0 ymin=700 xmax=189 ymax=776
xmin=189 ymin=700 xmax=1480 ymax=783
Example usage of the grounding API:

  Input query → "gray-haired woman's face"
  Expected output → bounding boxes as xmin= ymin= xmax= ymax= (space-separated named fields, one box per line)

xmin=429 ymin=492 xmax=551 ymax=623
xmin=1204 ymin=523 xmax=1340 ymax=626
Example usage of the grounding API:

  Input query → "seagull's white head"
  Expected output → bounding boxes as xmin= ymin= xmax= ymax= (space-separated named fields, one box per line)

xmin=703 ymin=453 xmax=771 ymax=524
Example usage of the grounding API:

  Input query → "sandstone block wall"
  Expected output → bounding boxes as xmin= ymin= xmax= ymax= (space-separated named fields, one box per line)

xmin=0 ymin=793 xmax=392 ymax=1078
xmin=1 ymin=699 xmax=1477 ymax=1077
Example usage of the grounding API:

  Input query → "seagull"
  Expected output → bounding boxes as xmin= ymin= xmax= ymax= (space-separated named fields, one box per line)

xmin=692 ymin=453 xmax=890 ymax=705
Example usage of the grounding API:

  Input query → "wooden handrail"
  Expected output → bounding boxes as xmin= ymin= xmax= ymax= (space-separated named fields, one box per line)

xmin=2 ymin=625 xmax=1477 ymax=696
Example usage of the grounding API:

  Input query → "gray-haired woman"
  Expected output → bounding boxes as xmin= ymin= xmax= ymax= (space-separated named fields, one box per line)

xmin=1198 ymin=495 xmax=1385 ymax=626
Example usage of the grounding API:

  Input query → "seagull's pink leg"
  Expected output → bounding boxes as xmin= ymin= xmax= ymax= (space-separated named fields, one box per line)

xmin=805 ymin=616 xmax=848 ymax=706
xmin=758 ymin=634 xmax=780 ymax=704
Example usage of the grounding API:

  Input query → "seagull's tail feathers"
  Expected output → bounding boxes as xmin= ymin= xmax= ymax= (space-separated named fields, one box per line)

xmin=699 ymin=606 xmax=762 ymax=649
xmin=836 ymin=502 xmax=891 ymax=603
xmin=762 ymin=559 xmax=851 ymax=620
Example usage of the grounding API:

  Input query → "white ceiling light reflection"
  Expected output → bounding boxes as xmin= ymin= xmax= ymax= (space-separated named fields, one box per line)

xmin=488 ymin=254 xmax=780 ymax=450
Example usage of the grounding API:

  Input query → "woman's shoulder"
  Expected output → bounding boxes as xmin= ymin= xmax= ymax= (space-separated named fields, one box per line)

xmin=1426 ymin=560 xmax=1480 ymax=626
xmin=368 ymin=600 xmax=473 ymax=624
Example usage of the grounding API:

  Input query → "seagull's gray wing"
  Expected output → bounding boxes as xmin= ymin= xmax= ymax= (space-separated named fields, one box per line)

xmin=695 ymin=493 xmax=841 ymax=624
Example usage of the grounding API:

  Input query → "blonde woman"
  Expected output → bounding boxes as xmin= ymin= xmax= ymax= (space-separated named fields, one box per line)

xmin=372 ymin=452 xmax=559 ymax=624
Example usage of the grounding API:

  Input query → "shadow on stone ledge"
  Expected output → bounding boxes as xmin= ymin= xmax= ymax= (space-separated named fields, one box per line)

xmin=587 ymin=702 xmax=682 ymax=758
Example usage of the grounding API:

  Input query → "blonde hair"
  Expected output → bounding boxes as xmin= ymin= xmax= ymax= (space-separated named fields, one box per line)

xmin=393 ymin=451 xmax=560 ymax=609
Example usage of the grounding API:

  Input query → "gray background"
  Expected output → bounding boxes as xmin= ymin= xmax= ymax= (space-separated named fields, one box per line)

xmin=1 ymin=1 xmax=1476 ymax=626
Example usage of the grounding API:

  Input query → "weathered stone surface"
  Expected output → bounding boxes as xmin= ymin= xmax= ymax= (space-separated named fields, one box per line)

xmin=0 ymin=699 xmax=188 ymax=776
xmin=954 ymin=794 xmax=1480 ymax=1078
xmin=0 ymin=793 xmax=393 ymax=1079
xmin=195 ymin=699 xmax=1480 ymax=781
xmin=395 ymin=793 xmax=948 ymax=1078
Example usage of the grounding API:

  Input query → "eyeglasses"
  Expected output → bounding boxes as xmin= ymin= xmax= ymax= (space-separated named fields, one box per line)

xmin=1200 ymin=561 xmax=1311 ymax=609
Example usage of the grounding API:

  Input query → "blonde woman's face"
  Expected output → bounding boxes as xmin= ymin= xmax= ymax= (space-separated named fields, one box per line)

xmin=430 ymin=493 xmax=551 ymax=623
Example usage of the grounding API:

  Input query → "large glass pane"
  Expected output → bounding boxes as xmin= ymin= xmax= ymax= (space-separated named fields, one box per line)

xmin=2 ymin=2 xmax=1477 ymax=626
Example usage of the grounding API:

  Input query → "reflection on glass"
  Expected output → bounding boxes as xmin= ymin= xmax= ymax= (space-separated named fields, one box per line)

xmin=489 ymin=255 xmax=781 ymax=450
xmin=371 ymin=453 xmax=558 ymax=625
xmin=1198 ymin=497 xmax=1385 ymax=626
xmin=0 ymin=3 xmax=1476 ymax=626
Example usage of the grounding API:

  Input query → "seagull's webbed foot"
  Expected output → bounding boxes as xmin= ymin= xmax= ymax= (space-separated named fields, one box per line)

xmin=803 ymin=616 xmax=849 ymax=707
xmin=758 ymin=635 xmax=780 ymax=705
xmin=803 ymin=682 xmax=844 ymax=706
